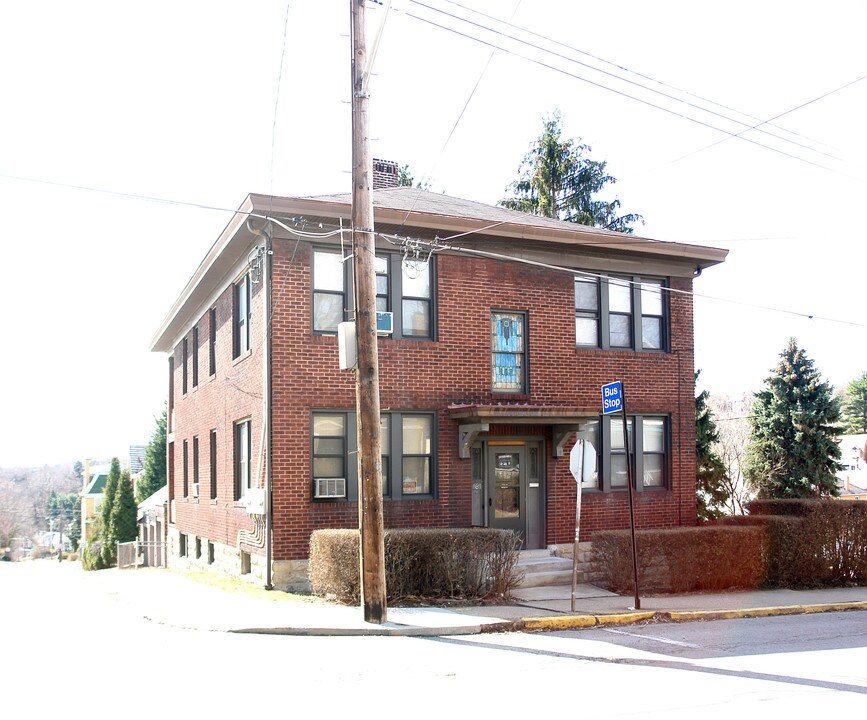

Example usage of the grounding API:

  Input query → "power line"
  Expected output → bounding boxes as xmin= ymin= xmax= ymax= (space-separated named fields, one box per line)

xmin=434 ymin=0 xmax=840 ymax=156
xmin=406 ymin=0 xmax=841 ymax=162
xmin=398 ymin=1 xmax=865 ymax=181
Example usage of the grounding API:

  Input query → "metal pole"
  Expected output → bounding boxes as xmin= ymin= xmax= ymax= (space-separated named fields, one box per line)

xmin=621 ymin=383 xmax=641 ymax=610
xmin=350 ymin=0 xmax=387 ymax=624
xmin=571 ymin=440 xmax=583 ymax=613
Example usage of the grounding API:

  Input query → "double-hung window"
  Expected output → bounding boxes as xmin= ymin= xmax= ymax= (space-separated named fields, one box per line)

xmin=208 ymin=308 xmax=217 ymax=376
xmin=234 ymin=419 xmax=251 ymax=500
xmin=491 ymin=311 xmax=527 ymax=394
xmin=312 ymin=248 xmax=435 ymax=339
xmin=192 ymin=326 xmax=199 ymax=388
xmin=234 ymin=273 xmax=251 ymax=358
xmin=209 ymin=429 xmax=217 ymax=500
xmin=580 ymin=415 xmax=669 ymax=491
xmin=574 ymin=275 xmax=668 ymax=351
xmin=311 ymin=411 xmax=436 ymax=500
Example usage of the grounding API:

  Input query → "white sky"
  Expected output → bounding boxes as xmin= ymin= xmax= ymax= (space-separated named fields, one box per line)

xmin=2 ymin=0 xmax=866 ymax=467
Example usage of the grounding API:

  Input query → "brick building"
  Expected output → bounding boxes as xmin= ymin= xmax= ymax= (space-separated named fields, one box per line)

xmin=150 ymin=182 xmax=726 ymax=590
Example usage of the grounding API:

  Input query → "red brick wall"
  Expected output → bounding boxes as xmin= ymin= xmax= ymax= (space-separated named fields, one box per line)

xmin=170 ymin=240 xmax=697 ymax=562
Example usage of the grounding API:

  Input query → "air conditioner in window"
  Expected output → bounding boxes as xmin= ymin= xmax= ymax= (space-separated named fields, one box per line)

xmin=315 ymin=478 xmax=347 ymax=499
xmin=192 ymin=483 xmax=199 ymax=498
xmin=376 ymin=311 xmax=393 ymax=335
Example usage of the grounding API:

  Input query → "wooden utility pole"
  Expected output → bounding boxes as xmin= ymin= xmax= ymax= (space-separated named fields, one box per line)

xmin=350 ymin=0 xmax=387 ymax=624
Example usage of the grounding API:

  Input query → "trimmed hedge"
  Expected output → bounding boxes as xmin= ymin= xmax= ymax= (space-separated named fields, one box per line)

xmin=713 ymin=500 xmax=867 ymax=587
xmin=590 ymin=526 xmax=766 ymax=594
xmin=309 ymin=528 xmax=522 ymax=604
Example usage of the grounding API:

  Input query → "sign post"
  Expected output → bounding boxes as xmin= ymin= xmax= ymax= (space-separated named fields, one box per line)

xmin=569 ymin=437 xmax=596 ymax=612
xmin=602 ymin=381 xmax=641 ymax=610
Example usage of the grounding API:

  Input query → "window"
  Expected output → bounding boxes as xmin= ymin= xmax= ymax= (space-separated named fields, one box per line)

xmin=182 ymin=338 xmax=188 ymax=395
xmin=234 ymin=273 xmax=251 ymax=358
xmin=209 ymin=429 xmax=217 ymax=500
xmin=192 ymin=325 xmax=199 ymax=388
xmin=208 ymin=308 xmax=217 ymax=376
xmin=192 ymin=435 xmax=199 ymax=496
xmin=234 ymin=419 xmax=251 ymax=500
xmin=402 ymin=415 xmax=432 ymax=494
xmin=182 ymin=439 xmax=189 ymax=498
xmin=574 ymin=275 xmax=668 ymax=351
xmin=580 ymin=415 xmax=669 ymax=492
xmin=312 ymin=250 xmax=346 ymax=333
xmin=311 ymin=411 xmax=436 ymax=500
xmin=312 ymin=249 xmax=435 ymax=340
xmin=179 ymin=533 xmax=187 ymax=557
xmin=491 ymin=311 xmax=527 ymax=394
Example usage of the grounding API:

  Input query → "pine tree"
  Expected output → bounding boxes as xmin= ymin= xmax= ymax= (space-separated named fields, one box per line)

xmin=840 ymin=371 xmax=867 ymax=433
xmin=499 ymin=111 xmax=643 ymax=233
xmin=695 ymin=372 xmax=730 ymax=520
xmin=100 ymin=457 xmax=121 ymax=565
xmin=136 ymin=409 xmax=167 ymax=504
xmin=111 ymin=470 xmax=137 ymax=545
xmin=745 ymin=338 xmax=842 ymax=498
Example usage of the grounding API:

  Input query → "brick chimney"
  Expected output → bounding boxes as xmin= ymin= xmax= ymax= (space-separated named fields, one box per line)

xmin=372 ymin=159 xmax=400 ymax=189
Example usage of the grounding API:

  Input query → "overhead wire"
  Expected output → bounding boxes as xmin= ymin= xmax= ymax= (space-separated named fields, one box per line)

xmin=396 ymin=1 xmax=866 ymax=182
xmin=433 ymin=0 xmax=841 ymax=155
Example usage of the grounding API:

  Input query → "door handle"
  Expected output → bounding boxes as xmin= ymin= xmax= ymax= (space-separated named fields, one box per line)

xmin=488 ymin=497 xmax=492 ymax=507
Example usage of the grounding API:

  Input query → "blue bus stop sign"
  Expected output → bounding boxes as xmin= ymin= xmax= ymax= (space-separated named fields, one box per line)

xmin=601 ymin=381 xmax=622 ymax=414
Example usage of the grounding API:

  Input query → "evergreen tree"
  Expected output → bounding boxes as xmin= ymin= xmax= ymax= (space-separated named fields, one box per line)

xmin=500 ymin=111 xmax=643 ymax=233
xmin=100 ymin=457 xmax=121 ymax=565
xmin=136 ymin=410 xmax=167 ymax=504
xmin=111 ymin=470 xmax=137 ymax=545
xmin=695 ymin=372 xmax=730 ymax=520
xmin=840 ymin=371 xmax=867 ymax=433
xmin=745 ymin=339 xmax=842 ymax=498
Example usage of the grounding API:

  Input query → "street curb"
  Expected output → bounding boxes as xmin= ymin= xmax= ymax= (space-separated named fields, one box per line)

xmin=229 ymin=624 xmax=487 ymax=637
xmin=512 ymin=601 xmax=867 ymax=633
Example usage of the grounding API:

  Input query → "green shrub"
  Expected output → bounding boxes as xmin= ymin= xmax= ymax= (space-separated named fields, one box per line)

xmin=81 ymin=542 xmax=107 ymax=571
xmin=590 ymin=526 xmax=766 ymax=594
xmin=309 ymin=528 xmax=521 ymax=604
xmin=726 ymin=500 xmax=867 ymax=586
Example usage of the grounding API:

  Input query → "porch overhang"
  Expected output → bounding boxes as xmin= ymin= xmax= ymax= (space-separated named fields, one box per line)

xmin=448 ymin=404 xmax=598 ymax=458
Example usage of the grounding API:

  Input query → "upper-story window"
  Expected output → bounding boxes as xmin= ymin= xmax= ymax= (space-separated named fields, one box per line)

xmin=312 ymin=248 xmax=435 ymax=340
xmin=234 ymin=273 xmax=252 ymax=358
xmin=208 ymin=307 xmax=217 ymax=376
xmin=491 ymin=311 xmax=527 ymax=394
xmin=192 ymin=325 xmax=199 ymax=388
xmin=574 ymin=275 xmax=668 ymax=351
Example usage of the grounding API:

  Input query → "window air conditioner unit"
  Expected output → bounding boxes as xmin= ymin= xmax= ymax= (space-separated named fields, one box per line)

xmin=315 ymin=478 xmax=347 ymax=499
xmin=376 ymin=311 xmax=393 ymax=335
xmin=192 ymin=483 xmax=199 ymax=498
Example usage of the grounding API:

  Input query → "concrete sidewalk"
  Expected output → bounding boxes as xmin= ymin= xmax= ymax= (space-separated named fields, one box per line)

xmin=100 ymin=566 xmax=867 ymax=636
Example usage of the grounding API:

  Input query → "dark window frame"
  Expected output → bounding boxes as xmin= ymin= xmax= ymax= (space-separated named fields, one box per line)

xmin=182 ymin=439 xmax=189 ymax=498
xmin=580 ymin=415 xmax=670 ymax=493
xmin=192 ymin=325 xmax=199 ymax=388
xmin=182 ymin=338 xmax=188 ymax=395
xmin=311 ymin=247 xmax=436 ymax=341
xmin=234 ymin=418 xmax=251 ymax=501
xmin=208 ymin=307 xmax=217 ymax=376
xmin=490 ymin=310 xmax=528 ymax=395
xmin=233 ymin=273 xmax=251 ymax=358
xmin=310 ymin=410 xmax=437 ymax=502
xmin=209 ymin=429 xmax=217 ymax=500
xmin=574 ymin=275 xmax=669 ymax=352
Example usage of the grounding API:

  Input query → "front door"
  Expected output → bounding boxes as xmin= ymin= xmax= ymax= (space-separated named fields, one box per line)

xmin=487 ymin=445 xmax=526 ymax=545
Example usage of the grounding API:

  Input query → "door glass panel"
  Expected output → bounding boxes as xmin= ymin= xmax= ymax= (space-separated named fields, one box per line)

xmin=494 ymin=452 xmax=520 ymax=519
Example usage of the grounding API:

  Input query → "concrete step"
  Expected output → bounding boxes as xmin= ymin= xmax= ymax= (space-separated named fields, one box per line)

xmin=518 ymin=569 xmax=574 ymax=588
xmin=516 ymin=554 xmax=574 ymax=588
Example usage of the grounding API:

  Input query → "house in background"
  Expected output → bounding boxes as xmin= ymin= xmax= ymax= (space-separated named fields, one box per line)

xmin=137 ymin=485 xmax=167 ymax=566
xmin=836 ymin=434 xmax=867 ymax=500
xmin=80 ymin=462 xmax=109 ymax=546
xmin=149 ymin=161 xmax=727 ymax=590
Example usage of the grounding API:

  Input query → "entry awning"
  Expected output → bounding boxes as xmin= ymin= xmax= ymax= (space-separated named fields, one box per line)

xmin=448 ymin=404 xmax=597 ymax=459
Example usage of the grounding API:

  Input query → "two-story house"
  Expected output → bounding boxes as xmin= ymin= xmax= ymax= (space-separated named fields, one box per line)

xmin=150 ymin=167 xmax=726 ymax=590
